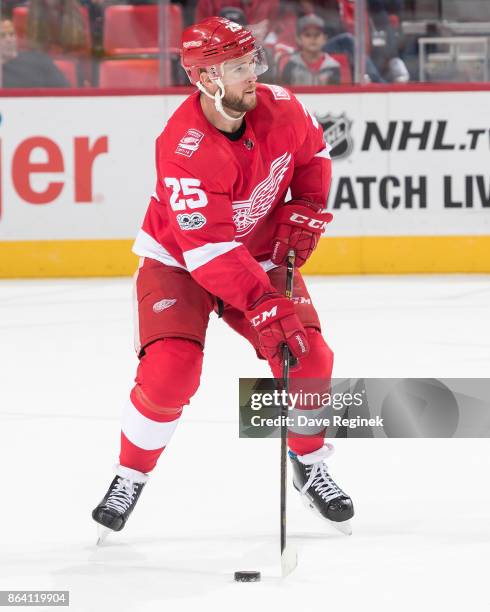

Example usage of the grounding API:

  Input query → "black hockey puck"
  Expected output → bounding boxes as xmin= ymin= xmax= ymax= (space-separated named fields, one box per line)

xmin=234 ymin=570 xmax=261 ymax=582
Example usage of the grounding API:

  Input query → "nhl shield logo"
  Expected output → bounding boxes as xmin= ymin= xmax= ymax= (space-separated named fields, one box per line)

xmin=315 ymin=113 xmax=353 ymax=160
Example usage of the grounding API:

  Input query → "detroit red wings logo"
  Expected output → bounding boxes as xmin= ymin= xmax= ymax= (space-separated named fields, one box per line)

xmin=232 ymin=152 xmax=292 ymax=237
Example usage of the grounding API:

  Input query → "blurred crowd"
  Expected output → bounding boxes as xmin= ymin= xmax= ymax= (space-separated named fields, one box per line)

xmin=1 ymin=0 xmax=489 ymax=88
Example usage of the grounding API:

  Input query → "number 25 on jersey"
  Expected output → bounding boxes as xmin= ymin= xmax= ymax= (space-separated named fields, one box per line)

xmin=164 ymin=177 xmax=208 ymax=211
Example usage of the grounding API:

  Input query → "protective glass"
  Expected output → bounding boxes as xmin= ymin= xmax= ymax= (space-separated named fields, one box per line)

xmin=218 ymin=48 xmax=269 ymax=84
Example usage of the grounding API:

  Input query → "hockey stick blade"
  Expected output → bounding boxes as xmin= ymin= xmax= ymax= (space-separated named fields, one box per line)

xmin=281 ymin=543 xmax=298 ymax=577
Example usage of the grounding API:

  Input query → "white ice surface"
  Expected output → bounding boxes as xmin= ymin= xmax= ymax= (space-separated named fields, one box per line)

xmin=0 ymin=275 xmax=489 ymax=612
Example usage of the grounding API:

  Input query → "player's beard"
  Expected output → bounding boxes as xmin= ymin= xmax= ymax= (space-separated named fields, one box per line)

xmin=222 ymin=88 xmax=257 ymax=114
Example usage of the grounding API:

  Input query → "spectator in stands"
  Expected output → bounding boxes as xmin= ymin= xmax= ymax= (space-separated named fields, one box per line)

xmin=1 ymin=18 xmax=69 ymax=86
xmin=369 ymin=0 xmax=403 ymax=22
xmin=336 ymin=0 xmax=408 ymax=81
xmin=280 ymin=14 xmax=340 ymax=85
xmin=272 ymin=0 xmax=385 ymax=83
xmin=195 ymin=0 xmax=279 ymax=44
xmin=275 ymin=0 xmax=344 ymax=46
xmin=2 ymin=0 xmax=28 ymax=19
xmin=218 ymin=5 xmax=247 ymax=27
xmin=367 ymin=0 xmax=409 ymax=81
xmin=27 ymin=0 xmax=90 ymax=55
xmin=216 ymin=5 xmax=277 ymax=81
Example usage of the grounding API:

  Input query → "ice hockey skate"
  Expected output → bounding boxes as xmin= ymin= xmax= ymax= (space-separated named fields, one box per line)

xmin=92 ymin=465 xmax=148 ymax=545
xmin=289 ymin=445 xmax=354 ymax=535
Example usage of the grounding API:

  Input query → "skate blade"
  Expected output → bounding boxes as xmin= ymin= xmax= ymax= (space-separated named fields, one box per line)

xmin=96 ymin=525 xmax=112 ymax=546
xmin=281 ymin=543 xmax=298 ymax=577
xmin=331 ymin=520 xmax=352 ymax=536
xmin=301 ymin=495 xmax=353 ymax=536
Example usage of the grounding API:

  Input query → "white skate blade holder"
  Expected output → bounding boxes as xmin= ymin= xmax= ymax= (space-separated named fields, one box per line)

xmin=334 ymin=520 xmax=352 ymax=536
xmin=299 ymin=485 xmax=353 ymax=535
xmin=96 ymin=525 xmax=112 ymax=546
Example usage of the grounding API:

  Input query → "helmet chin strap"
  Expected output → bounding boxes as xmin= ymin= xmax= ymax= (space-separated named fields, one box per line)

xmin=196 ymin=78 xmax=245 ymax=122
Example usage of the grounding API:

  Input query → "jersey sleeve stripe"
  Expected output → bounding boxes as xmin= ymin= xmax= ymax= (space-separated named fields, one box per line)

xmin=259 ymin=259 xmax=277 ymax=272
xmin=132 ymin=229 xmax=186 ymax=269
xmin=183 ymin=241 xmax=241 ymax=272
xmin=314 ymin=145 xmax=331 ymax=160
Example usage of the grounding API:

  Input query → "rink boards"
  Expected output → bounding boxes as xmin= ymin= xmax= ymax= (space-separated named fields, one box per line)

xmin=0 ymin=86 xmax=489 ymax=277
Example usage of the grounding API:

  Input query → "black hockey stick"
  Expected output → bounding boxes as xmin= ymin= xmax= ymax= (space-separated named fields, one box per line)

xmin=280 ymin=249 xmax=298 ymax=577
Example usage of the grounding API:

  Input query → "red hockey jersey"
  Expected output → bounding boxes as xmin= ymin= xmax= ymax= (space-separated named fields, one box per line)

xmin=133 ymin=83 xmax=332 ymax=312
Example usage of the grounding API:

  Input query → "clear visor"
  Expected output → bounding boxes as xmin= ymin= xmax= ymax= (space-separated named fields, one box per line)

xmin=211 ymin=48 xmax=268 ymax=85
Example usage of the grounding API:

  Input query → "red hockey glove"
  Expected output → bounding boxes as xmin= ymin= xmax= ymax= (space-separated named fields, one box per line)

xmin=271 ymin=202 xmax=333 ymax=267
xmin=246 ymin=294 xmax=309 ymax=364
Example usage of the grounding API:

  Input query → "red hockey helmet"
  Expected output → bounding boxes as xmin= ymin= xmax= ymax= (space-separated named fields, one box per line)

xmin=181 ymin=17 xmax=268 ymax=85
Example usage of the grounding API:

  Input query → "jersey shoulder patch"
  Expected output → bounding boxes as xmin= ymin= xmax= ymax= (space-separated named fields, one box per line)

xmin=159 ymin=117 xmax=232 ymax=185
xmin=174 ymin=128 xmax=205 ymax=159
xmin=263 ymin=83 xmax=291 ymax=101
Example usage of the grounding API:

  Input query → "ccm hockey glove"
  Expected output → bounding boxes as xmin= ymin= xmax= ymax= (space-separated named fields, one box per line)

xmin=271 ymin=201 xmax=333 ymax=267
xmin=246 ymin=294 xmax=309 ymax=363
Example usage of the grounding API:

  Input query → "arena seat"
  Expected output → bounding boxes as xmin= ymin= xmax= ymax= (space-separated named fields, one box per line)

xmin=12 ymin=6 xmax=28 ymax=49
xmin=12 ymin=5 xmax=91 ymax=52
xmin=330 ymin=53 xmax=352 ymax=84
xmin=103 ymin=4 xmax=183 ymax=56
xmin=98 ymin=59 xmax=163 ymax=88
xmin=53 ymin=59 xmax=77 ymax=87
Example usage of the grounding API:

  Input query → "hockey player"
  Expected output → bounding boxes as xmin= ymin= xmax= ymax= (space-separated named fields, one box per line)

xmin=92 ymin=16 xmax=354 ymax=539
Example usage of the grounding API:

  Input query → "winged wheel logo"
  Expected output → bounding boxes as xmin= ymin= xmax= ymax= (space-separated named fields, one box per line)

xmin=232 ymin=152 xmax=291 ymax=237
